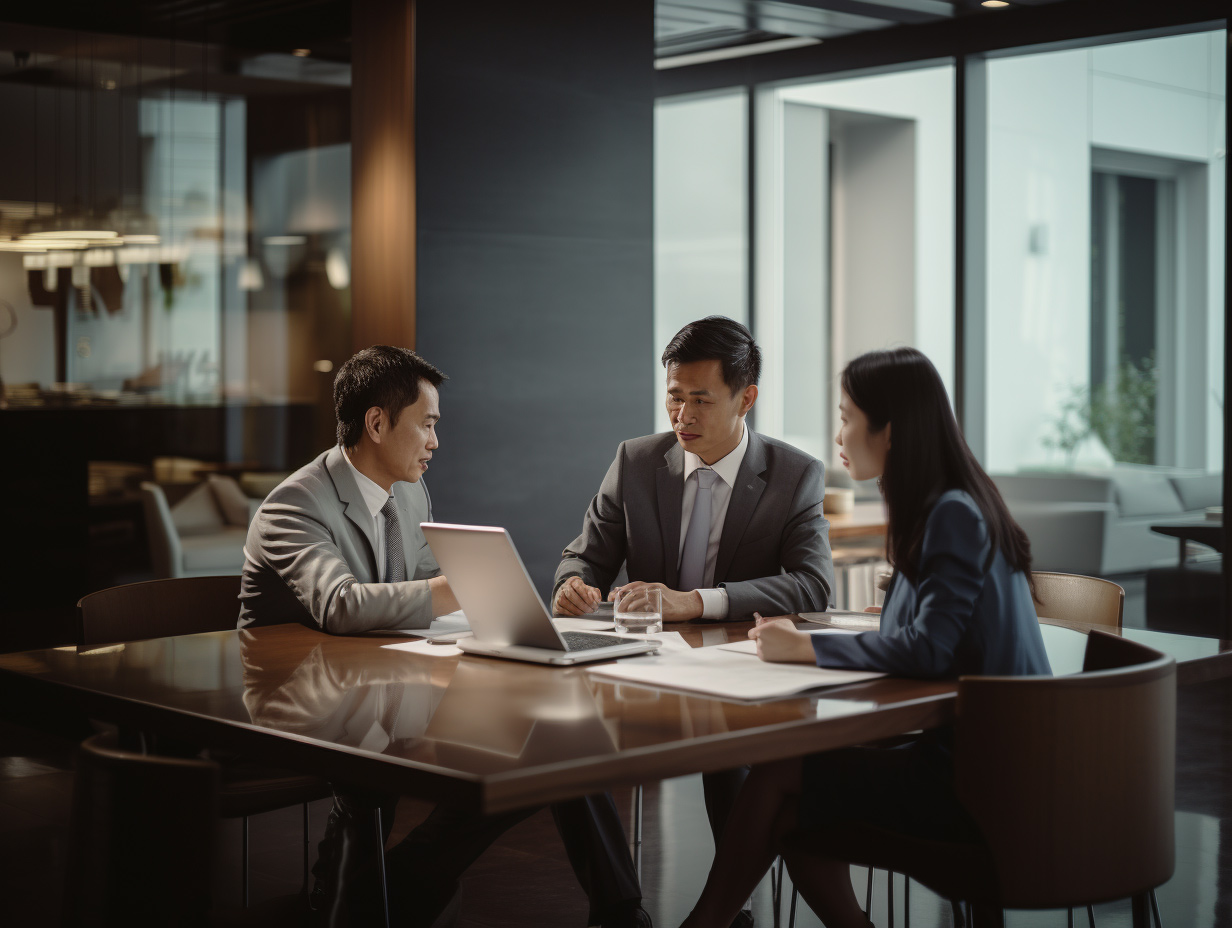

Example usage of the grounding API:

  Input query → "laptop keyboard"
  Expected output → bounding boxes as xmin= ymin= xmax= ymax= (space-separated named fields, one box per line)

xmin=561 ymin=631 xmax=636 ymax=652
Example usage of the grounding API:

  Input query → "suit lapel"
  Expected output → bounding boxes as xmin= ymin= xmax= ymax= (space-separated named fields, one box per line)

xmin=325 ymin=446 xmax=380 ymax=576
xmin=656 ymin=442 xmax=685 ymax=589
xmin=715 ymin=429 xmax=767 ymax=583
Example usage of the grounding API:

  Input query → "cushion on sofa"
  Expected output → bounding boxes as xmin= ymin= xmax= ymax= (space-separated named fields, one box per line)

xmin=179 ymin=528 xmax=249 ymax=572
xmin=208 ymin=474 xmax=252 ymax=527
xmin=171 ymin=482 xmax=226 ymax=535
xmin=1112 ymin=473 xmax=1184 ymax=518
xmin=1170 ymin=473 xmax=1223 ymax=512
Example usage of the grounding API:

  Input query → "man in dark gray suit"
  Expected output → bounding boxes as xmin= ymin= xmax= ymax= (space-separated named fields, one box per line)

xmin=241 ymin=346 xmax=647 ymax=928
xmin=554 ymin=317 xmax=834 ymax=927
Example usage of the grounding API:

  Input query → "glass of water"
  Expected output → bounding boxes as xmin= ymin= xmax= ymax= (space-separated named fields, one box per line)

xmin=613 ymin=587 xmax=663 ymax=635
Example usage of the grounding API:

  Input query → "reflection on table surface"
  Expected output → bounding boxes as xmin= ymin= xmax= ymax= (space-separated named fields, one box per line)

xmin=2 ymin=622 xmax=951 ymax=776
xmin=3 ymin=616 xmax=1225 ymax=808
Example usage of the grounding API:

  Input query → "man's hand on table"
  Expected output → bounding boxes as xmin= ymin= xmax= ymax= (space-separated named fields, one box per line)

xmin=749 ymin=614 xmax=816 ymax=664
xmin=608 ymin=581 xmax=703 ymax=622
xmin=554 ymin=576 xmax=603 ymax=616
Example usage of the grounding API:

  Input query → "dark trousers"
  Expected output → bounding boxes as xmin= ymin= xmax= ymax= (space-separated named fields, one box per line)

xmin=702 ymin=766 xmax=750 ymax=844
xmin=313 ymin=787 xmax=641 ymax=927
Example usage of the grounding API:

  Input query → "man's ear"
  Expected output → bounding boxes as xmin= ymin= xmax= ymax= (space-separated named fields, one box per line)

xmin=364 ymin=406 xmax=385 ymax=444
xmin=884 ymin=421 xmax=891 ymax=449
xmin=740 ymin=384 xmax=758 ymax=417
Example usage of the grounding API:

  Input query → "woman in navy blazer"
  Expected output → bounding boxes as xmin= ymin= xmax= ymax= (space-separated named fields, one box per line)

xmin=681 ymin=348 xmax=1051 ymax=928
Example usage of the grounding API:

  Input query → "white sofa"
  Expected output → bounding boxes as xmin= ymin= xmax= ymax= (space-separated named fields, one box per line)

xmin=993 ymin=466 xmax=1221 ymax=576
xmin=140 ymin=475 xmax=259 ymax=579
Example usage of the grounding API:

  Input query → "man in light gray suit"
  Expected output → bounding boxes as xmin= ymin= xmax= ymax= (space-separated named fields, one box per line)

xmin=239 ymin=350 xmax=454 ymax=632
xmin=241 ymin=346 xmax=647 ymax=928
xmin=554 ymin=317 xmax=834 ymax=928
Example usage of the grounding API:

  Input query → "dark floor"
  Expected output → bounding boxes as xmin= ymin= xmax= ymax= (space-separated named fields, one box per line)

xmin=1 ymin=669 xmax=1229 ymax=927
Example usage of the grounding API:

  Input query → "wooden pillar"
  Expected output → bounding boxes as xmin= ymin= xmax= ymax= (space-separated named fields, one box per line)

xmin=351 ymin=0 xmax=416 ymax=351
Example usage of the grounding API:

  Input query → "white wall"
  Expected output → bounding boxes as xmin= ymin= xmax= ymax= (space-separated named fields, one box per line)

xmin=779 ymin=66 xmax=956 ymax=397
xmin=985 ymin=32 xmax=1226 ymax=473
xmin=654 ymin=91 xmax=748 ymax=433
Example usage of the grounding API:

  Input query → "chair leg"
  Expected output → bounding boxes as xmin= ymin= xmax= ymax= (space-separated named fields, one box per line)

xmin=241 ymin=815 xmax=250 ymax=908
xmin=865 ymin=867 xmax=874 ymax=916
xmin=633 ymin=784 xmax=643 ymax=846
xmin=904 ymin=876 xmax=910 ymax=928
xmin=1130 ymin=893 xmax=1151 ymax=928
xmin=1068 ymin=908 xmax=1075 ymax=928
xmin=1087 ymin=904 xmax=1096 ymax=927
xmin=788 ymin=886 xmax=798 ymax=928
xmin=1149 ymin=889 xmax=1163 ymax=928
xmin=374 ymin=808 xmax=390 ymax=928
xmin=302 ymin=802 xmax=311 ymax=895
xmin=771 ymin=857 xmax=783 ymax=928
xmin=950 ymin=899 xmax=966 ymax=928
xmin=887 ymin=869 xmax=894 ymax=928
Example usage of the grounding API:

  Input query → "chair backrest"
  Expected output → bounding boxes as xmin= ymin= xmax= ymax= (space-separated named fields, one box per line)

xmin=64 ymin=732 xmax=218 ymax=926
xmin=140 ymin=481 xmax=180 ymax=579
xmin=78 ymin=575 xmax=242 ymax=647
xmin=1032 ymin=570 xmax=1124 ymax=627
xmin=955 ymin=630 xmax=1175 ymax=908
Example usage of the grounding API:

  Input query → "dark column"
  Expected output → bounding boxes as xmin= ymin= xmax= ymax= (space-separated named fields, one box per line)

xmin=414 ymin=1 xmax=655 ymax=596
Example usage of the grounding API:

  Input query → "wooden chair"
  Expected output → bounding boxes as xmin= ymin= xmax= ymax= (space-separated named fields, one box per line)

xmin=64 ymin=731 xmax=219 ymax=927
xmin=781 ymin=630 xmax=1176 ymax=927
xmin=78 ymin=577 xmax=330 ymax=907
xmin=1032 ymin=570 xmax=1125 ymax=627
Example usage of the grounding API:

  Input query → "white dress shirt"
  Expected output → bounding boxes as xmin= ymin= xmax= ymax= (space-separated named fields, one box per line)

xmin=341 ymin=446 xmax=397 ymax=581
xmin=678 ymin=423 xmax=749 ymax=619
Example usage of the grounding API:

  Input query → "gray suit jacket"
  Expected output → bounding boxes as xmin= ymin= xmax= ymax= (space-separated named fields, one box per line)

xmin=238 ymin=446 xmax=441 ymax=633
xmin=554 ymin=430 xmax=834 ymax=620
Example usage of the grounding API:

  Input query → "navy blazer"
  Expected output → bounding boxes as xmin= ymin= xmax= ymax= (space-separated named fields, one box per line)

xmin=812 ymin=489 xmax=1051 ymax=678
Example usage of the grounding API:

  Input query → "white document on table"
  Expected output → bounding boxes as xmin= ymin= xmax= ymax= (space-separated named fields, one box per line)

xmin=716 ymin=627 xmax=863 ymax=656
xmin=381 ymin=638 xmax=463 ymax=657
xmin=587 ymin=645 xmax=884 ymax=701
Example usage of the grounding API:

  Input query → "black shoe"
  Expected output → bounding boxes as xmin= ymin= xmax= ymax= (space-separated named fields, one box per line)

xmin=595 ymin=901 xmax=653 ymax=928
xmin=729 ymin=909 xmax=754 ymax=928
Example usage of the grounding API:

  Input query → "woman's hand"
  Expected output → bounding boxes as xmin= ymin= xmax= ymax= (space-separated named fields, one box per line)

xmin=749 ymin=614 xmax=816 ymax=664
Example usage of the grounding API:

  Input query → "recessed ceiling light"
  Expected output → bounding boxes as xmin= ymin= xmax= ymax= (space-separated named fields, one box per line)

xmin=981 ymin=1 xmax=1010 ymax=7
xmin=292 ymin=48 xmax=311 ymax=57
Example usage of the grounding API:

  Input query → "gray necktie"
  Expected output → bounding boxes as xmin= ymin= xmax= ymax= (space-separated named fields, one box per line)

xmin=679 ymin=468 xmax=718 ymax=592
xmin=381 ymin=496 xmax=407 ymax=582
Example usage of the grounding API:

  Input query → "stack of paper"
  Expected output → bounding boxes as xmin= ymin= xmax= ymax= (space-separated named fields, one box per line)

xmin=587 ymin=644 xmax=883 ymax=701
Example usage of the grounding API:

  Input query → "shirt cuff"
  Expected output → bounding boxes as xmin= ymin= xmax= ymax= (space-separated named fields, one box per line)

xmin=697 ymin=587 xmax=729 ymax=620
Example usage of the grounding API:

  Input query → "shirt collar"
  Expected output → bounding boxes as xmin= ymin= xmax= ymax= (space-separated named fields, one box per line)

xmin=341 ymin=445 xmax=392 ymax=520
xmin=683 ymin=422 xmax=749 ymax=489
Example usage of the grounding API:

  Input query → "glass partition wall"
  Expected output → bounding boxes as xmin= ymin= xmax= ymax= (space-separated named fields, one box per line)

xmin=655 ymin=27 xmax=1226 ymax=629
xmin=0 ymin=26 xmax=350 ymax=445
xmin=0 ymin=22 xmax=351 ymax=640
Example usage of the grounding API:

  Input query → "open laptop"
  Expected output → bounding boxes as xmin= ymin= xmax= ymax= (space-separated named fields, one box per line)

xmin=420 ymin=523 xmax=661 ymax=665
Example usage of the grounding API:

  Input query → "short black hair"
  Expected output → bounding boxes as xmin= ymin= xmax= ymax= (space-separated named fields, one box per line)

xmin=660 ymin=316 xmax=761 ymax=393
xmin=334 ymin=346 xmax=447 ymax=448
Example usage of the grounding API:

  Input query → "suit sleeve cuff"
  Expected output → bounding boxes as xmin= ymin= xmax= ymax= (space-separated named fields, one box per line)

xmin=698 ymin=587 xmax=729 ymax=620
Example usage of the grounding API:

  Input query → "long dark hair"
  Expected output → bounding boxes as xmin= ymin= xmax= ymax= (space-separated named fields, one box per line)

xmin=841 ymin=347 xmax=1035 ymax=596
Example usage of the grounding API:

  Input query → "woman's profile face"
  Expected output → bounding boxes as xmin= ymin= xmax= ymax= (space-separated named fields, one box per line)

xmin=835 ymin=390 xmax=890 ymax=482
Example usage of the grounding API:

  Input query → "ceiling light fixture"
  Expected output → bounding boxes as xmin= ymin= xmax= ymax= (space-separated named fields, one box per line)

xmin=292 ymin=48 xmax=311 ymax=57
xmin=981 ymin=1 xmax=1010 ymax=7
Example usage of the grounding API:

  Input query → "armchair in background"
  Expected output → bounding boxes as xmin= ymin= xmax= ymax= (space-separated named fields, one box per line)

xmin=140 ymin=474 xmax=256 ymax=579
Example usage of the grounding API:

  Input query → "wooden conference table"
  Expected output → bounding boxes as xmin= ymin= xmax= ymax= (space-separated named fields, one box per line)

xmin=0 ymin=618 xmax=1228 ymax=815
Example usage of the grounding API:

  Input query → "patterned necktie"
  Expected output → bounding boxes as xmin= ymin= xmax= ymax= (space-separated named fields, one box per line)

xmin=380 ymin=496 xmax=407 ymax=582
xmin=679 ymin=468 xmax=718 ymax=592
